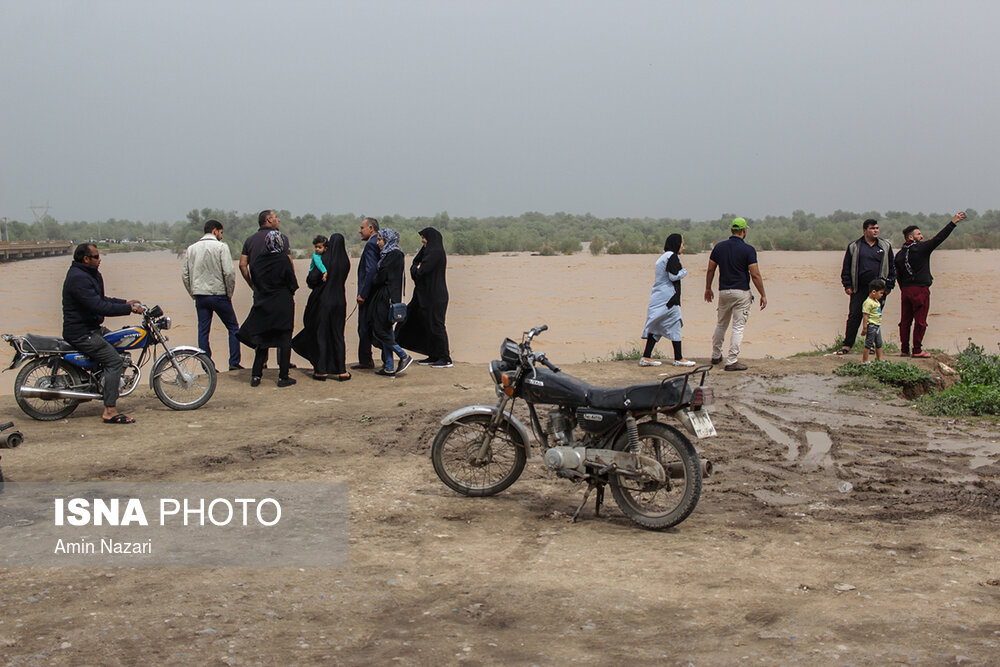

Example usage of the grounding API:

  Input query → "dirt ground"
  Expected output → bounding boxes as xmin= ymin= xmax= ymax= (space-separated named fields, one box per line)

xmin=1 ymin=353 xmax=999 ymax=665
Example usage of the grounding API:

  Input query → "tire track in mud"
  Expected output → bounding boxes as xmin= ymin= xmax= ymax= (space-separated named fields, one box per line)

xmin=703 ymin=373 xmax=1000 ymax=522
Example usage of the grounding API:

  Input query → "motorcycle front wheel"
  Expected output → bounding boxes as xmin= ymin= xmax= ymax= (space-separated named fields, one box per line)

xmin=431 ymin=413 xmax=527 ymax=497
xmin=609 ymin=421 xmax=702 ymax=530
xmin=14 ymin=358 xmax=84 ymax=421
xmin=151 ymin=352 xmax=217 ymax=410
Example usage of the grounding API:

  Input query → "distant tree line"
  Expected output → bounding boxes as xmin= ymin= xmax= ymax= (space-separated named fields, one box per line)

xmin=5 ymin=208 xmax=999 ymax=257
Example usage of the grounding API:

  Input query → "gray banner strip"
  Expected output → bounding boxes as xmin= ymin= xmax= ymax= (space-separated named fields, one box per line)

xmin=0 ymin=482 xmax=348 ymax=567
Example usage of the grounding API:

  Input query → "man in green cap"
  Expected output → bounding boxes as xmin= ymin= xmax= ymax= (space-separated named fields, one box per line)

xmin=705 ymin=217 xmax=767 ymax=371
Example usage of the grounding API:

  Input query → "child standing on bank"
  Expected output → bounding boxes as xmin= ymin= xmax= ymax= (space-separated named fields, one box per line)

xmin=861 ymin=278 xmax=886 ymax=364
xmin=310 ymin=235 xmax=328 ymax=282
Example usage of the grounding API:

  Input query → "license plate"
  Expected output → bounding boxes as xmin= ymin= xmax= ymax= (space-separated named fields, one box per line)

xmin=686 ymin=409 xmax=716 ymax=438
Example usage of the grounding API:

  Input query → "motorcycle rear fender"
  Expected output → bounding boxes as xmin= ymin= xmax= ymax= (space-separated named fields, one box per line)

xmin=149 ymin=346 xmax=207 ymax=386
xmin=2 ymin=335 xmax=33 ymax=372
xmin=441 ymin=405 xmax=531 ymax=451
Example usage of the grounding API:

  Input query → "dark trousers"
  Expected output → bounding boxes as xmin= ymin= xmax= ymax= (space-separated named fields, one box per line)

xmin=899 ymin=285 xmax=931 ymax=354
xmin=251 ymin=332 xmax=292 ymax=379
xmin=194 ymin=295 xmax=241 ymax=368
xmin=357 ymin=301 xmax=375 ymax=365
xmin=71 ymin=329 xmax=124 ymax=408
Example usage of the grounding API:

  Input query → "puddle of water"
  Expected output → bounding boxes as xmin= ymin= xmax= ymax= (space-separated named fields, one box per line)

xmin=800 ymin=431 xmax=834 ymax=470
xmin=926 ymin=439 xmax=1000 ymax=469
xmin=742 ymin=408 xmax=799 ymax=460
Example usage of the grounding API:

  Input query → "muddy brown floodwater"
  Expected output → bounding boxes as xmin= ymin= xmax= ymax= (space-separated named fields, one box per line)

xmin=0 ymin=249 xmax=998 ymax=664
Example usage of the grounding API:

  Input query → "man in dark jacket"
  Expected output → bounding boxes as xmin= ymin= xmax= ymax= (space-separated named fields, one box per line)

xmin=838 ymin=219 xmax=895 ymax=355
xmin=351 ymin=216 xmax=381 ymax=370
xmin=894 ymin=211 xmax=966 ymax=357
xmin=62 ymin=243 xmax=143 ymax=423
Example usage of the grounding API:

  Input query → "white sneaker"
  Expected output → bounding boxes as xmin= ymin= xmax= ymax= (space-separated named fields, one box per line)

xmin=638 ymin=358 xmax=662 ymax=367
xmin=673 ymin=359 xmax=696 ymax=367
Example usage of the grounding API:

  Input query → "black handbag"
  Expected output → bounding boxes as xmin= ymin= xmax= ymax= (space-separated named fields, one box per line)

xmin=390 ymin=302 xmax=407 ymax=323
xmin=390 ymin=273 xmax=407 ymax=323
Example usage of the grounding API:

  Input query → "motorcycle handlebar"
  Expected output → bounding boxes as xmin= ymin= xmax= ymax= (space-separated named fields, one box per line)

xmin=524 ymin=324 xmax=548 ymax=344
xmin=537 ymin=353 xmax=560 ymax=373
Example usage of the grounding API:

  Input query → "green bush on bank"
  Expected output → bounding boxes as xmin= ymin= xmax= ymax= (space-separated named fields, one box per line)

xmin=834 ymin=360 xmax=931 ymax=386
xmin=918 ymin=341 xmax=1000 ymax=416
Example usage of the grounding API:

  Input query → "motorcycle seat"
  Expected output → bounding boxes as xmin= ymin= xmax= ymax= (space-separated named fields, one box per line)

xmin=587 ymin=376 xmax=691 ymax=411
xmin=24 ymin=334 xmax=76 ymax=353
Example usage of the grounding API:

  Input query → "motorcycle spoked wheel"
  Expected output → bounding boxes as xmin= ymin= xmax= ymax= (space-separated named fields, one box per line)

xmin=431 ymin=413 xmax=527 ymax=497
xmin=608 ymin=421 xmax=702 ymax=530
xmin=151 ymin=352 xmax=217 ymax=410
xmin=14 ymin=358 xmax=85 ymax=421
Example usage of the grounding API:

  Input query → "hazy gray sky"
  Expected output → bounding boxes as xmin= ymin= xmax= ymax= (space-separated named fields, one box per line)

xmin=2 ymin=1 xmax=998 ymax=223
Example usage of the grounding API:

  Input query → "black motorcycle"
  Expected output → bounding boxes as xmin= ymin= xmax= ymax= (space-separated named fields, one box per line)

xmin=431 ymin=325 xmax=716 ymax=530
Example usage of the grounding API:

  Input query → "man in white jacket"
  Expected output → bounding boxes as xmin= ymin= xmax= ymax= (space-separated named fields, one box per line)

xmin=181 ymin=220 xmax=241 ymax=370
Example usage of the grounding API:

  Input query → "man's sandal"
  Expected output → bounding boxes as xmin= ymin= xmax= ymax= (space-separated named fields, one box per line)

xmin=103 ymin=414 xmax=136 ymax=424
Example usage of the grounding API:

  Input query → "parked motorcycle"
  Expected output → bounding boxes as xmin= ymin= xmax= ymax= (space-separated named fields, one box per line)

xmin=3 ymin=305 xmax=216 ymax=421
xmin=431 ymin=325 xmax=716 ymax=530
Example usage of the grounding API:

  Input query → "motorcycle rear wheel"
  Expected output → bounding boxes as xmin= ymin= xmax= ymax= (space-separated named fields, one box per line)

xmin=431 ymin=413 xmax=527 ymax=497
xmin=14 ymin=358 xmax=84 ymax=421
xmin=151 ymin=352 xmax=217 ymax=410
xmin=609 ymin=421 xmax=701 ymax=530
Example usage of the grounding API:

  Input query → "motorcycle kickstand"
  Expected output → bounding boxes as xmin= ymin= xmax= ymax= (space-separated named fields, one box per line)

xmin=571 ymin=480 xmax=606 ymax=523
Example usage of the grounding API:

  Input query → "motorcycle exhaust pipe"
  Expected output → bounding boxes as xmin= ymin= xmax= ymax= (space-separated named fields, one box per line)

xmin=18 ymin=387 xmax=101 ymax=401
xmin=666 ymin=460 xmax=713 ymax=479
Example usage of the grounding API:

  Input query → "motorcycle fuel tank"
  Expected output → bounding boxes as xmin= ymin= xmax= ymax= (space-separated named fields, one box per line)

xmin=522 ymin=367 xmax=591 ymax=407
xmin=104 ymin=326 xmax=148 ymax=351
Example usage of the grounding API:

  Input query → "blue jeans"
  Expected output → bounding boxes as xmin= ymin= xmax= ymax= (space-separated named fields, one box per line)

xmin=383 ymin=343 xmax=407 ymax=372
xmin=194 ymin=295 xmax=241 ymax=368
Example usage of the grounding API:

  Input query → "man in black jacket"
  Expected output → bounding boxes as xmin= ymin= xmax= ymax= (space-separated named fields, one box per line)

xmin=838 ymin=219 xmax=895 ymax=355
xmin=894 ymin=211 xmax=966 ymax=357
xmin=351 ymin=216 xmax=381 ymax=370
xmin=62 ymin=243 xmax=143 ymax=423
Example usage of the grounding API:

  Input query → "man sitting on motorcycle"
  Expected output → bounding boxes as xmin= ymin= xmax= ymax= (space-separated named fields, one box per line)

xmin=62 ymin=243 xmax=144 ymax=424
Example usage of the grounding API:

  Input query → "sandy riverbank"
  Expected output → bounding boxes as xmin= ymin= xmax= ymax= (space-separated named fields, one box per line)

xmin=1 ymin=250 xmax=999 ymax=664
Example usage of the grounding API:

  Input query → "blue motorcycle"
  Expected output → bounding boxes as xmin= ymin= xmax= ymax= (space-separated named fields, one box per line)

xmin=3 ymin=305 xmax=216 ymax=421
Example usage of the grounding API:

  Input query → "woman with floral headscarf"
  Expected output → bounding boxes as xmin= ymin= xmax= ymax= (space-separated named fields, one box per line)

xmin=237 ymin=230 xmax=299 ymax=386
xmin=639 ymin=233 xmax=695 ymax=367
xmin=367 ymin=228 xmax=413 ymax=376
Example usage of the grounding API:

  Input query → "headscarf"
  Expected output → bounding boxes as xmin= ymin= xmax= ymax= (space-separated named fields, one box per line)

xmin=264 ymin=229 xmax=284 ymax=254
xmin=326 ymin=232 xmax=348 ymax=266
xmin=377 ymin=228 xmax=401 ymax=266
xmin=415 ymin=226 xmax=445 ymax=266
xmin=664 ymin=234 xmax=683 ymax=254
xmin=664 ymin=233 xmax=684 ymax=307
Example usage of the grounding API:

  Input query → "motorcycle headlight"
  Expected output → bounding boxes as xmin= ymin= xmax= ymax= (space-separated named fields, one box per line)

xmin=489 ymin=360 xmax=504 ymax=385
xmin=156 ymin=316 xmax=172 ymax=330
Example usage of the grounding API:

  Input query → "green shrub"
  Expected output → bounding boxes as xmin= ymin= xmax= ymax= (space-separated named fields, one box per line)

xmin=918 ymin=340 xmax=1000 ymax=416
xmin=918 ymin=384 xmax=1000 ymax=416
xmin=954 ymin=340 xmax=1000 ymax=386
xmin=833 ymin=360 xmax=931 ymax=386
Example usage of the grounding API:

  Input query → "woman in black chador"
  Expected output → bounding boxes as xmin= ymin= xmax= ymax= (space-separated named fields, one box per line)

xmin=292 ymin=233 xmax=351 ymax=381
xmin=396 ymin=226 xmax=452 ymax=368
xmin=237 ymin=230 xmax=299 ymax=387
